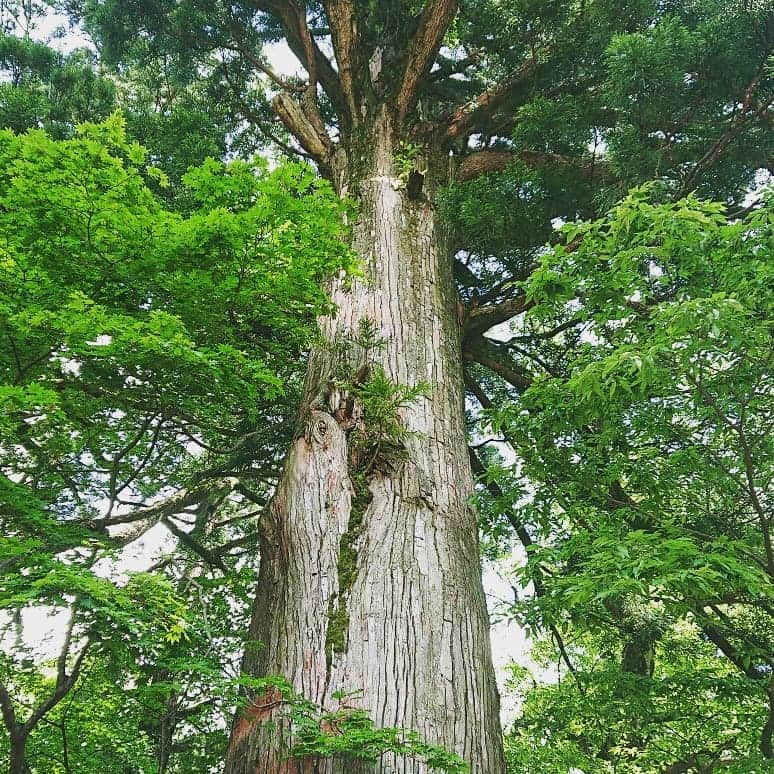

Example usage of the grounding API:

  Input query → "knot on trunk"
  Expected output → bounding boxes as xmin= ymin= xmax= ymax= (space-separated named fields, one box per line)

xmin=306 ymin=410 xmax=341 ymax=448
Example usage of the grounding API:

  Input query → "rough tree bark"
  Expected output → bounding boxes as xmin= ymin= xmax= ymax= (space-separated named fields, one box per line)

xmin=223 ymin=108 xmax=506 ymax=772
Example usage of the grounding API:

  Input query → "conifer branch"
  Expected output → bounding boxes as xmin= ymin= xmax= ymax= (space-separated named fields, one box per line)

xmin=397 ymin=0 xmax=459 ymax=121
xmin=456 ymin=148 xmax=610 ymax=182
xmin=444 ymin=49 xmax=549 ymax=141
xmin=321 ymin=0 xmax=360 ymax=126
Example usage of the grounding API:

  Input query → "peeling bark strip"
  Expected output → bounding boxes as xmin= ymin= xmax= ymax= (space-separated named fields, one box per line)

xmin=224 ymin=112 xmax=505 ymax=773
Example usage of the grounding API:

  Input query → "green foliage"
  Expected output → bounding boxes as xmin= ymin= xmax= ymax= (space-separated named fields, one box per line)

xmin=0 ymin=117 xmax=352 ymax=770
xmin=238 ymin=677 xmax=469 ymax=773
xmin=504 ymin=627 xmax=769 ymax=773
xmin=0 ymin=34 xmax=116 ymax=138
xmin=493 ymin=189 xmax=774 ymax=768
xmin=393 ymin=140 xmax=424 ymax=183
xmin=0 ymin=559 xmax=258 ymax=772
xmin=0 ymin=113 xmax=352 ymax=530
xmin=347 ymin=367 xmax=430 ymax=474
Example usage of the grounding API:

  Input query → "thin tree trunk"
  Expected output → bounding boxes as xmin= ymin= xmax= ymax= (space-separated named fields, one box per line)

xmin=8 ymin=730 xmax=27 ymax=774
xmin=224 ymin=111 xmax=505 ymax=773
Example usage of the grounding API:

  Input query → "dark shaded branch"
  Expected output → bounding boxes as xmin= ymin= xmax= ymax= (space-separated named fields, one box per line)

xmin=162 ymin=516 xmax=228 ymax=572
xmin=0 ymin=680 xmax=18 ymax=735
xmin=468 ymin=437 xmax=582 ymax=688
xmin=509 ymin=317 xmax=579 ymax=342
xmin=455 ymin=148 xmax=610 ymax=183
xmin=216 ymin=532 xmax=260 ymax=558
xmin=463 ymin=295 xmax=533 ymax=339
xmin=464 ymin=336 xmax=533 ymax=391
xmin=444 ymin=49 xmax=549 ymax=142
xmin=397 ymin=0 xmax=459 ymax=121
xmin=463 ymin=369 xmax=492 ymax=409
xmin=701 ymin=624 xmax=763 ymax=680
xmin=763 ymin=680 xmax=774 ymax=759
xmin=23 ymin=617 xmax=92 ymax=734
xmin=469 ymin=444 xmax=533 ymax=553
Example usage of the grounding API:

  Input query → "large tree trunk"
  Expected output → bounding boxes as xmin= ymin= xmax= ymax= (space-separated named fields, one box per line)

xmin=224 ymin=111 xmax=505 ymax=773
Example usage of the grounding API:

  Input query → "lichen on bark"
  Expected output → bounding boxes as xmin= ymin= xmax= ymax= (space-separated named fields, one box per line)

xmin=326 ymin=359 xmax=425 ymax=661
xmin=326 ymin=469 xmax=371 ymax=659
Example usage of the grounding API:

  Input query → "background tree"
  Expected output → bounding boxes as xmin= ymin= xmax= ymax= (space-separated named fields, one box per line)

xmin=0 ymin=117 xmax=352 ymax=773
xmin=490 ymin=189 xmax=774 ymax=770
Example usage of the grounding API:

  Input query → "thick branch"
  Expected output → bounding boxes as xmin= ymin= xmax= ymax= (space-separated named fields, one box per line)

xmin=273 ymin=92 xmax=333 ymax=164
xmin=444 ymin=50 xmax=548 ymax=142
xmin=456 ymin=148 xmax=610 ymax=183
xmin=463 ymin=295 xmax=533 ymax=339
xmin=321 ymin=0 xmax=360 ymax=127
xmin=397 ymin=0 xmax=459 ymax=121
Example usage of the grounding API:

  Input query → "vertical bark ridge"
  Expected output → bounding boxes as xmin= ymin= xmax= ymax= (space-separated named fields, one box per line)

xmin=224 ymin=111 xmax=505 ymax=773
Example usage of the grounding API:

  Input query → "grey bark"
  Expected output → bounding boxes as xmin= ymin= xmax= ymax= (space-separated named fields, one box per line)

xmin=224 ymin=111 xmax=505 ymax=773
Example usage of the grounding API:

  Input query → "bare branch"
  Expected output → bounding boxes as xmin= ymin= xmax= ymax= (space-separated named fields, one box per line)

xmin=221 ymin=65 xmax=314 ymax=162
xmin=463 ymin=369 xmax=493 ymax=409
xmin=162 ymin=516 xmax=228 ymax=571
xmin=223 ymin=40 xmax=306 ymax=94
xmin=397 ymin=0 xmax=459 ymax=121
xmin=95 ymin=478 xmax=238 ymax=533
xmin=23 ymin=616 xmax=93 ymax=735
